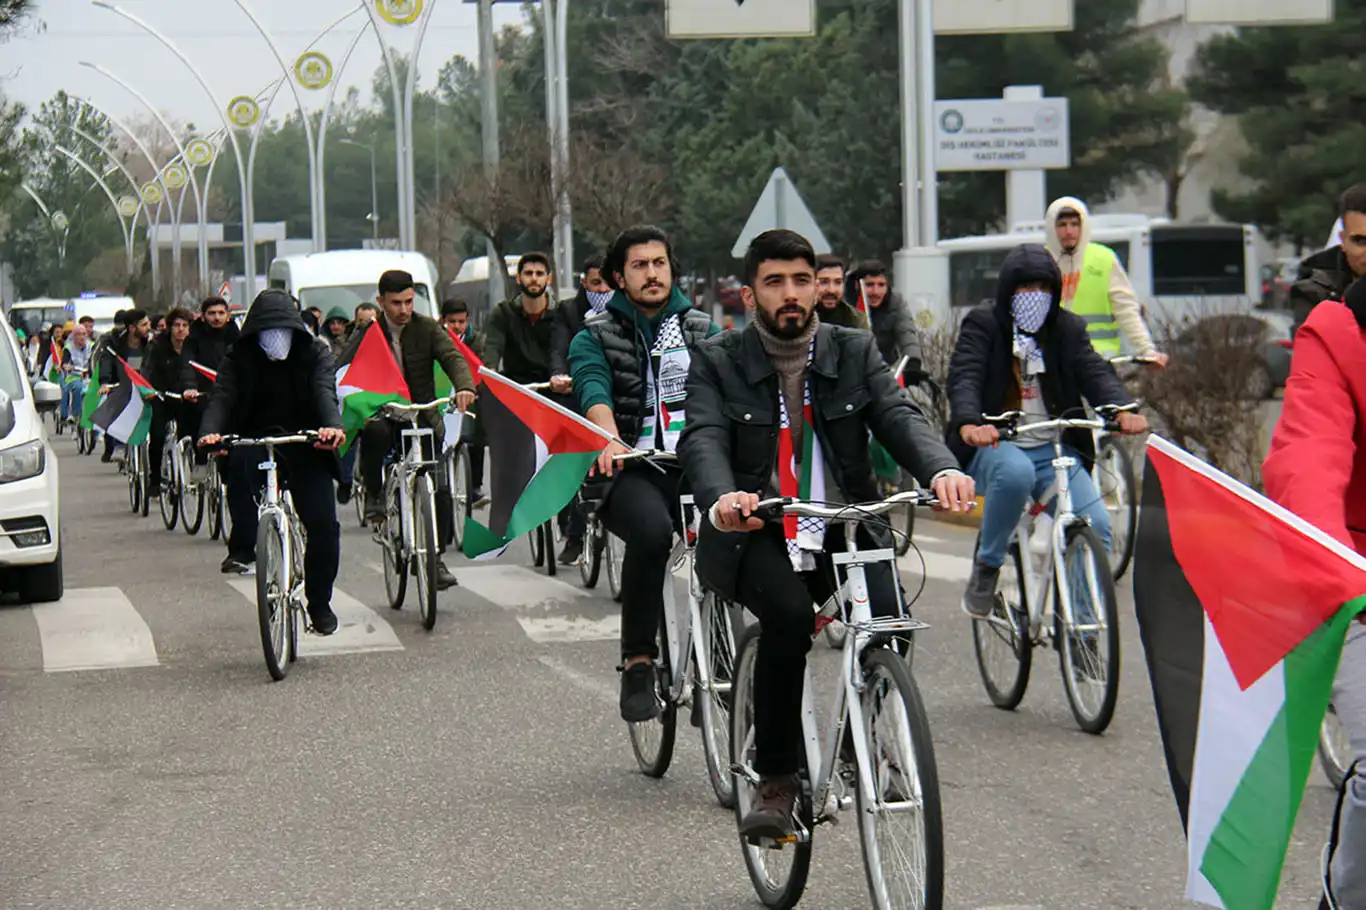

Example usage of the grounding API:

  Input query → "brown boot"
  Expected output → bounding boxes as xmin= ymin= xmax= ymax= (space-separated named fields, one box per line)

xmin=739 ymin=774 xmax=800 ymax=840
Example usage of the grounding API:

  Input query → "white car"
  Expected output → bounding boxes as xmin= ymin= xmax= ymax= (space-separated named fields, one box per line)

xmin=0 ymin=319 xmax=62 ymax=602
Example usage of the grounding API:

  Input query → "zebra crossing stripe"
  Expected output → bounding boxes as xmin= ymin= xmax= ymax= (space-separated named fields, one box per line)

xmin=32 ymin=587 xmax=159 ymax=672
xmin=225 ymin=580 xmax=403 ymax=656
xmin=457 ymin=564 xmax=622 ymax=643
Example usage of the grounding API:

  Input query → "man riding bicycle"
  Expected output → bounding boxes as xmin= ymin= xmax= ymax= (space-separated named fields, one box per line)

xmin=680 ymin=229 xmax=974 ymax=840
xmin=352 ymin=270 xmax=476 ymax=591
xmin=198 ymin=289 xmax=346 ymax=635
xmin=98 ymin=309 xmax=153 ymax=464
xmin=947 ymin=243 xmax=1147 ymax=620
xmin=144 ymin=308 xmax=201 ymax=498
xmin=60 ymin=323 xmax=94 ymax=424
xmin=568 ymin=225 xmax=720 ymax=722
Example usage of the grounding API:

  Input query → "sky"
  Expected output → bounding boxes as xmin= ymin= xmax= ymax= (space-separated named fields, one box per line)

xmin=2 ymin=0 xmax=527 ymax=127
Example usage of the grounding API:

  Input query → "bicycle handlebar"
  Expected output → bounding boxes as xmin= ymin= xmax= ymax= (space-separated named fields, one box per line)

xmin=380 ymin=396 xmax=453 ymax=417
xmin=980 ymin=403 xmax=1138 ymax=439
xmin=1108 ymin=354 xmax=1164 ymax=366
xmin=217 ymin=430 xmax=322 ymax=447
xmin=613 ymin=449 xmax=679 ymax=464
xmin=751 ymin=489 xmax=950 ymax=523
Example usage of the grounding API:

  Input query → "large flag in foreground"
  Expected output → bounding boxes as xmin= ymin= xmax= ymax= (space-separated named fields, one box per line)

xmin=462 ymin=368 xmax=613 ymax=558
xmin=1134 ymin=436 xmax=1366 ymax=910
xmin=335 ymin=321 xmax=410 ymax=454
xmin=91 ymin=358 xmax=156 ymax=445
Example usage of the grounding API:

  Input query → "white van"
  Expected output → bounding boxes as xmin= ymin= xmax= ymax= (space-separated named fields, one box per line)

xmin=8 ymin=298 xmax=73 ymax=340
xmin=70 ymin=294 xmax=133 ymax=334
xmin=266 ymin=250 xmax=441 ymax=321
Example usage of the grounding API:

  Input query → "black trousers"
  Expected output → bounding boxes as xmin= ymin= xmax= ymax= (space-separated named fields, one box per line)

xmin=148 ymin=401 xmax=204 ymax=487
xmin=226 ymin=445 xmax=340 ymax=612
xmin=360 ymin=418 xmax=453 ymax=554
xmin=735 ymin=524 xmax=901 ymax=777
xmin=600 ymin=464 xmax=682 ymax=661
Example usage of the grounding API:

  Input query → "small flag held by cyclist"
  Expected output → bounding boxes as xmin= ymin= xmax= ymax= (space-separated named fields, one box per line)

xmin=1133 ymin=435 xmax=1366 ymax=910
xmin=462 ymin=368 xmax=613 ymax=559
xmin=91 ymin=356 xmax=156 ymax=446
xmin=334 ymin=320 xmax=411 ymax=454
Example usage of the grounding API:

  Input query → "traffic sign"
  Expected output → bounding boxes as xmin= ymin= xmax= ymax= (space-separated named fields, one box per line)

xmin=933 ymin=0 xmax=1073 ymax=33
xmin=667 ymin=0 xmax=816 ymax=39
xmin=934 ymin=98 xmax=1070 ymax=171
xmin=217 ymin=281 xmax=232 ymax=304
xmin=1185 ymin=0 xmax=1332 ymax=24
xmin=731 ymin=167 xmax=831 ymax=258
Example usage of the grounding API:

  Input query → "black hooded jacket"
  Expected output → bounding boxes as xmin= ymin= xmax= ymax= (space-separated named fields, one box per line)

xmin=1289 ymin=246 xmax=1355 ymax=335
xmin=945 ymin=243 xmax=1129 ymax=470
xmin=184 ymin=318 xmax=240 ymax=394
xmin=200 ymin=291 xmax=342 ymax=464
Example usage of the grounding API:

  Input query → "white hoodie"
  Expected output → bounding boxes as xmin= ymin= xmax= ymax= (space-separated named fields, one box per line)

xmin=1043 ymin=196 xmax=1157 ymax=356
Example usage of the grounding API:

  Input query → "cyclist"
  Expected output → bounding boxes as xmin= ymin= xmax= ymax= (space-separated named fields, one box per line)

xmin=1262 ymin=280 xmax=1366 ymax=910
xmin=59 ymin=322 xmax=94 ymax=426
xmin=197 ymin=289 xmax=345 ymax=635
xmin=484 ymin=252 xmax=584 ymax=565
xmin=183 ymin=297 xmax=239 ymax=481
xmin=947 ymin=243 xmax=1146 ymax=619
xmin=321 ymin=306 xmax=350 ymax=358
xmin=569 ymin=225 xmax=720 ymax=720
xmin=98 ymin=309 xmax=153 ymax=464
xmin=850 ymin=259 xmax=923 ymax=380
xmin=353 ymin=270 xmax=476 ymax=590
xmin=143 ymin=308 xmax=200 ymax=498
xmin=440 ymin=297 xmax=487 ymax=507
xmin=680 ymin=229 xmax=973 ymax=839
xmin=1043 ymin=196 xmax=1167 ymax=366
xmin=813 ymin=254 xmax=869 ymax=330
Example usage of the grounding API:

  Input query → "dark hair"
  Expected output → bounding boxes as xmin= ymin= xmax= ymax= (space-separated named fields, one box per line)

xmin=378 ymin=269 xmax=415 ymax=297
xmin=166 ymin=307 xmax=193 ymax=328
xmin=1340 ymin=184 xmax=1366 ymax=219
xmin=517 ymin=252 xmax=552 ymax=275
xmin=441 ymin=297 xmax=469 ymax=317
xmin=149 ymin=313 xmax=165 ymax=327
xmin=123 ymin=309 xmax=148 ymax=327
xmin=743 ymin=229 xmax=818 ymax=287
xmin=580 ymin=254 xmax=605 ymax=274
xmin=603 ymin=224 xmax=680 ymax=291
xmin=355 ymin=301 xmax=379 ymax=316
xmin=78 ymin=315 xmax=94 ymax=324
xmin=200 ymin=296 xmax=228 ymax=314
xmin=113 ymin=309 xmax=128 ymax=325
xmin=855 ymin=259 xmax=889 ymax=280
xmin=815 ymin=253 xmax=846 ymax=274
xmin=301 ymin=309 xmax=320 ymax=332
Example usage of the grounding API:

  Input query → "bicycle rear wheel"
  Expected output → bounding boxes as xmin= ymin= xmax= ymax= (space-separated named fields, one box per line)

xmin=256 ymin=512 xmax=291 ymax=681
xmin=382 ymin=470 xmax=408 ymax=610
xmin=128 ymin=449 xmax=141 ymax=514
xmin=856 ymin=648 xmax=944 ymax=910
xmin=181 ymin=450 xmax=205 ymax=536
xmin=207 ymin=462 xmax=224 ymax=541
xmin=697 ymin=591 xmax=741 ymax=808
xmin=159 ymin=446 xmax=179 ymax=530
xmin=1057 ymin=524 xmax=1121 ymax=734
xmin=1095 ymin=438 xmax=1137 ymax=581
xmin=628 ymin=608 xmax=677 ymax=778
xmin=606 ymin=532 xmax=625 ymax=602
xmin=414 ymin=473 xmax=439 ymax=632
xmin=138 ymin=447 xmax=150 ymax=517
xmin=1319 ymin=704 xmax=1350 ymax=791
xmin=530 ymin=520 xmax=546 ymax=567
xmin=542 ymin=520 xmax=558 ymax=577
xmin=448 ymin=444 xmax=470 ymax=551
xmin=579 ymin=514 xmax=603 ymax=588
xmin=731 ymin=625 xmax=812 ymax=909
xmin=971 ymin=542 xmax=1032 ymax=710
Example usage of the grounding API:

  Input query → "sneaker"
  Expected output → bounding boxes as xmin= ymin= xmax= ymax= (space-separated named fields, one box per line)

xmin=336 ymin=483 xmax=352 ymax=505
xmin=435 ymin=562 xmax=458 ymax=591
xmin=148 ymin=482 xmax=162 ymax=498
xmin=962 ymin=562 xmax=1000 ymax=619
xmin=220 ymin=555 xmax=255 ymax=576
xmin=364 ymin=493 xmax=385 ymax=524
xmin=308 ymin=604 xmax=339 ymax=636
xmin=100 ymin=450 xmax=113 ymax=464
xmin=739 ymin=774 xmax=800 ymax=841
xmin=470 ymin=488 xmax=489 ymax=509
xmin=557 ymin=536 xmax=583 ymax=566
xmin=619 ymin=661 xmax=661 ymax=722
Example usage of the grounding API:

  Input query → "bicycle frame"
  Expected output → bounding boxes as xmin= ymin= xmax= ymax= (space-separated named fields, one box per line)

xmin=256 ymin=441 xmax=306 ymax=608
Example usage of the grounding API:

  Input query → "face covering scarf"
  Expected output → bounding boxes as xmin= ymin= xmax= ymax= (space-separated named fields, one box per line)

xmin=586 ymin=289 xmax=613 ymax=314
xmin=1011 ymin=289 xmax=1050 ymax=375
xmin=259 ymin=328 xmax=293 ymax=362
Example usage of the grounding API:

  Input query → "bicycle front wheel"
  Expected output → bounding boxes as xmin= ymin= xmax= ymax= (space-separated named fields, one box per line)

xmin=207 ymin=463 xmax=223 ymax=541
xmin=128 ymin=450 xmax=141 ymax=514
xmin=971 ymin=542 xmax=1032 ymax=710
xmin=542 ymin=521 xmax=558 ymax=577
xmin=606 ymin=532 xmax=625 ymax=602
xmin=256 ymin=511 xmax=291 ymax=681
xmin=697 ymin=592 xmax=742 ymax=808
xmin=159 ymin=447 xmax=179 ymax=530
xmin=731 ymin=625 xmax=812 ymax=909
xmin=1319 ymin=704 xmax=1350 ymax=791
xmin=856 ymin=648 xmax=944 ymax=910
xmin=138 ymin=448 xmax=150 ymax=517
xmin=628 ymin=608 xmax=677 ymax=778
xmin=1057 ymin=524 xmax=1121 ymax=734
xmin=1095 ymin=438 xmax=1137 ymax=581
xmin=579 ymin=514 xmax=604 ymax=588
xmin=448 ymin=445 xmax=470 ymax=551
xmin=382 ymin=470 xmax=408 ymax=610
xmin=414 ymin=473 xmax=439 ymax=632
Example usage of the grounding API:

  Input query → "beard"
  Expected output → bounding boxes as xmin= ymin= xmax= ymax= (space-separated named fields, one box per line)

xmin=520 ymin=283 xmax=547 ymax=299
xmin=759 ymin=305 xmax=812 ymax=340
xmin=818 ymin=293 xmax=842 ymax=309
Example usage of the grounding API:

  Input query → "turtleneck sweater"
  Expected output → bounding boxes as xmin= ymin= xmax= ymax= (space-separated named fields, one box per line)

xmin=754 ymin=311 xmax=820 ymax=454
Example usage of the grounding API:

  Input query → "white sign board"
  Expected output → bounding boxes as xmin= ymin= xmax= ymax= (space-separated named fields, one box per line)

xmin=1185 ymin=0 xmax=1332 ymax=24
xmin=934 ymin=98 xmax=1070 ymax=171
xmin=667 ymin=0 xmax=815 ymax=39
xmin=933 ymin=0 xmax=1073 ymax=34
xmin=732 ymin=167 xmax=831 ymax=258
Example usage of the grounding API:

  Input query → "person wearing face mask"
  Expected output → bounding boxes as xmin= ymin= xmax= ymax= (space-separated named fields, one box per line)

xmin=947 ymin=243 xmax=1147 ymax=618
xmin=197 ymin=289 xmax=346 ymax=635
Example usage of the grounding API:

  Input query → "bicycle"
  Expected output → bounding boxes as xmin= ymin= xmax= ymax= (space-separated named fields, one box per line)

xmin=373 ymin=396 xmax=450 ymax=631
xmin=971 ymin=405 xmax=1132 ymax=735
xmin=443 ymin=423 xmax=472 ymax=551
xmin=613 ymin=449 xmax=747 ymax=809
xmin=574 ymin=488 xmax=607 ymax=589
xmin=1092 ymin=355 xmax=1162 ymax=581
xmin=124 ymin=437 xmax=150 ymax=517
xmin=155 ymin=391 xmax=200 ymax=533
xmin=730 ymin=489 xmax=945 ymax=910
xmin=1319 ymin=703 xmax=1353 ymax=791
xmin=218 ymin=431 xmax=323 ymax=681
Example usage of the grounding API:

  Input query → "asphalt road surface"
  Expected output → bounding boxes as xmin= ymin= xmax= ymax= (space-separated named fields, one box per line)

xmin=0 ymin=439 xmax=1338 ymax=909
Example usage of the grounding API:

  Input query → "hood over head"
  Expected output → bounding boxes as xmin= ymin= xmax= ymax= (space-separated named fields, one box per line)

xmin=239 ymin=289 xmax=311 ymax=342
xmin=995 ymin=244 xmax=1063 ymax=328
xmin=1044 ymin=196 xmax=1091 ymax=258
xmin=324 ymin=304 xmax=351 ymax=324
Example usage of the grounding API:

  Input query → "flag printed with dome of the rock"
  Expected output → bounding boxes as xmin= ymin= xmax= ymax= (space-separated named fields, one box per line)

xmin=642 ymin=314 xmax=690 ymax=452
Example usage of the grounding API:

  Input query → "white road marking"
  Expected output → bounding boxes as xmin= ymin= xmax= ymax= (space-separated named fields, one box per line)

xmin=458 ymin=563 xmax=621 ymax=643
xmin=31 ymin=587 xmax=158 ymax=673
xmin=226 ymin=580 xmax=403 ymax=656
xmin=899 ymin=548 xmax=975 ymax=582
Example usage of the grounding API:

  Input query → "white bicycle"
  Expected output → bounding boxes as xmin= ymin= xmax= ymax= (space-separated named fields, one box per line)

xmin=971 ymin=405 xmax=1133 ymax=735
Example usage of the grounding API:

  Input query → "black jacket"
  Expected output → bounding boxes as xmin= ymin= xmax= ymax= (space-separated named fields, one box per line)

xmin=142 ymin=334 xmax=193 ymax=394
xmin=680 ymin=323 xmax=958 ymax=601
xmin=339 ymin=312 xmax=473 ymax=425
xmin=945 ymin=244 xmax=1130 ymax=470
xmin=97 ymin=329 xmax=150 ymax=388
xmin=1289 ymin=246 xmax=1355 ymax=336
xmin=200 ymin=290 xmax=342 ymax=475
xmin=549 ymin=288 xmax=592 ymax=377
xmin=483 ymin=295 xmax=556 ymax=385
xmin=183 ymin=320 xmax=240 ymax=394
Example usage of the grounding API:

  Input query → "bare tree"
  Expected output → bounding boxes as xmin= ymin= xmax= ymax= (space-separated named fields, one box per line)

xmin=568 ymin=134 xmax=675 ymax=249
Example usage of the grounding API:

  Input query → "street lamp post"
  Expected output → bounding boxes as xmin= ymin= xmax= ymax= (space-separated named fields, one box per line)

xmin=478 ymin=0 xmax=502 ymax=306
xmin=316 ymin=16 xmax=376 ymax=255
xmin=52 ymin=145 xmax=136 ymax=275
xmin=339 ymin=138 xmax=379 ymax=242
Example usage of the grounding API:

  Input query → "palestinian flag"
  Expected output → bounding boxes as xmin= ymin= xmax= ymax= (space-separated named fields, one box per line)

xmin=434 ymin=328 xmax=485 ymax=398
xmin=1134 ymin=436 xmax=1366 ymax=910
xmin=462 ymin=368 xmax=613 ymax=558
xmin=45 ymin=341 xmax=62 ymax=384
xmin=855 ymin=278 xmax=869 ymax=317
xmin=92 ymin=358 xmax=156 ymax=446
xmin=79 ymin=360 xmax=102 ymax=429
xmin=188 ymin=360 xmax=218 ymax=383
xmin=335 ymin=321 xmax=409 ymax=454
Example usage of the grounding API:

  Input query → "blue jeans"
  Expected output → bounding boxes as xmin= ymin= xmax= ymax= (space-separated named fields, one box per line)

xmin=967 ymin=441 xmax=1111 ymax=570
xmin=60 ymin=378 xmax=86 ymax=421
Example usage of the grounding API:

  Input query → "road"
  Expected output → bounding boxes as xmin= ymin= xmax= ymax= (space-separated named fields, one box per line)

xmin=0 ymin=441 xmax=1338 ymax=909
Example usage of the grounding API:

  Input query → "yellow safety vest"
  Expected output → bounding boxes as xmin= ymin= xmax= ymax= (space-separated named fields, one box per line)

xmin=1067 ymin=243 xmax=1121 ymax=357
